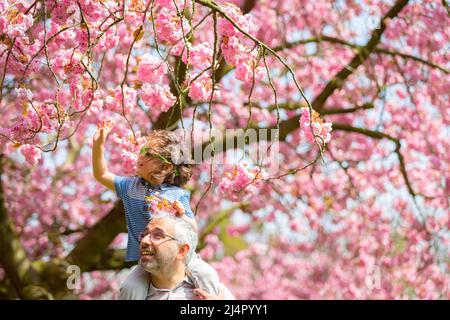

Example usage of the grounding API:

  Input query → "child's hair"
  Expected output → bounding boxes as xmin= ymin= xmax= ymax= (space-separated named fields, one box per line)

xmin=145 ymin=130 xmax=194 ymax=186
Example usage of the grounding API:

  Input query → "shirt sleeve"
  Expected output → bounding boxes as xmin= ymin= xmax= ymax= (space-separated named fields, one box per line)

xmin=178 ymin=192 xmax=195 ymax=219
xmin=114 ymin=175 xmax=130 ymax=199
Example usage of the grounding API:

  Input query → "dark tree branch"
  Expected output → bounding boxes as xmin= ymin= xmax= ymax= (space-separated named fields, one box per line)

xmin=66 ymin=200 xmax=126 ymax=271
xmin=332 ymin=122 xmax=417 ymax=199
xmin=273 ymin=35 xmax=448 ymax=74
xmin=311 ymin=0 xmax=410 ymax=111
xmin=197 ymin=203 xmax=247 ymax=251
xmin=191 ymin=0 xmax=410 ymax=156
xmin=0 ymin=155 xmax=51 ymax=299
xmin=245 ymin=101 xmax=374 ymax=114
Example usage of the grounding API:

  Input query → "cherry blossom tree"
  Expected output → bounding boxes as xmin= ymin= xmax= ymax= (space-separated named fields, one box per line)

xmin=0 ymin=0 xmax=449 ymax=299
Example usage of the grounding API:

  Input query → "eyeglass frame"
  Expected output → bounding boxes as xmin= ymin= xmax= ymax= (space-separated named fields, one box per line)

xmin=138 ymin=228 xmax=181 ymax=244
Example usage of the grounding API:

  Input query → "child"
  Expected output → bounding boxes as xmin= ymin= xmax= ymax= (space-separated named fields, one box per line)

xmin=92 ymin=120 xmax=220 ymax=299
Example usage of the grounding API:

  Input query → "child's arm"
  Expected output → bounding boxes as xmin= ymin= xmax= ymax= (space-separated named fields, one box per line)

xmin=92 ymin=120 xmax=116 ymax=191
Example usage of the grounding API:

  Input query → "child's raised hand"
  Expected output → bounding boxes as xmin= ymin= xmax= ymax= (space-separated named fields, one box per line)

xmin=93 ymin=120 xmax=114 ymax=146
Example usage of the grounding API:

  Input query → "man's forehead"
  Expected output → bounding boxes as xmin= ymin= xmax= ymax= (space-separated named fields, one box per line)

xmin=147 ymin=217 xmax=174 ymax=232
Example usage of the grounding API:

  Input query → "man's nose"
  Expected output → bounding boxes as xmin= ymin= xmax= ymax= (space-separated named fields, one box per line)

xmin=141 ymin=235 xmax=151 ymax=247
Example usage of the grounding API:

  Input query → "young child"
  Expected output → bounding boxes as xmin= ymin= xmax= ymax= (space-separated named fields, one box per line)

xmin=92 ymin=120 xmax=220 ymax=299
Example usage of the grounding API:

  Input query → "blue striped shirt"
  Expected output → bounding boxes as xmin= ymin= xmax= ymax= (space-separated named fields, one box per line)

xmin=114 ymin=176 xmax=195 ymax=262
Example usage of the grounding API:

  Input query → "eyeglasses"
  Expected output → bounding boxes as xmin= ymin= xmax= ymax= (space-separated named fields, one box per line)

xmin=138 ymin=229 xmax=180 ymax=244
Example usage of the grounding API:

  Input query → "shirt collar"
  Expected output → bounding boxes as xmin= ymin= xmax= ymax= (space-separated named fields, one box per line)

xmin=140 ymin=178 xmax=171 ymax=191
xmin=148 ymin=276 xmax=193 ymax=296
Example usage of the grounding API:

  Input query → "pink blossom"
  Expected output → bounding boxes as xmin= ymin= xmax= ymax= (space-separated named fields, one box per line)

xmin=20 ymin=144 xmax=41 ymax=166
xmin=156 ymin=0 xmax=192 ymax=10
xmin=0 ymin=6 xmax=33 ymax=38
xmin=218 ymin=163 xmax=268 ymax=202
xmin=104 ymin=86 xmax=137 ymax=114
xmin=140 ymin=83 xmax=175 ymax=112
xmin=155 ymin=8 xmax=191 ymax=45
xmin=118 ymin=131 xmax=147 ymax=175
xmin=51 ymin=49 xmax=84 ymax=80
xmin=182 ymin=42 xmax=214 ymax=70
xmin=218 ymin=3 xmax=254 ymax=38
xmin=187 ymin=73 xmax=221 ymax=101
xmin=235 ymin=60 xmax=265 ymax=84
xmin=136 ymin=54 xmax=168 ymax=83
xmin=221 ymin=35 xmax=249 ymax=66
xmin=300 ymin=108 xmax=333 ymax=144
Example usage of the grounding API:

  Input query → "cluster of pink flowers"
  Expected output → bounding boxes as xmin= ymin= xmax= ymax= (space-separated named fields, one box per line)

xmin=182 ymin=42 xmax=214 ymax=70
xmin=49 ymin=0 xmax=78 ymax=26
xmin=225 ymin=46 xmax=265 ymax=84
xmin=216 ymin=3 xmax=265 ymax=84
xmin=19 ymin=144 xmax=42 ymax=166
xmin=135 ymin=53 xmax=175 ymax=114
xmin=218 ymin=3 xmax=254 ymax=37
xmin=235 ymin=59 xmax=266 ymax=83
xmin=51 ymin=49 xmax=85 ymax=81
xmin=300 ymin=108 xmax=333 ymax=144
xmin=187 ymin=72 xmax=221 ymax=102
xmin=154 ymin=7 xmax=191 ymax=45
xmin=136 ymin=54 xmax=168 ymax=83
xmin=155 ymin=0 xmax=192 ymax=10
xmin=70 ymin=74 xmax=98 ymax=111
xmin=218 ymin=162 xmax=268 ymax=202
xmin=103 ymin=85 xmax=137 ymax=115
xmin=199 ymin=234 xmax=223 ymax=261
xmin=120 ymin=150 xmax=138 ymax=175
xmin=0 ymin=3 xmax=33 ymax=38
xmin=8 ymin=100 xmax=63 ymax=142
xmin=93 ymin=26 xmax=120 ymax=53
xmin=140 ymin=83 xmax=176 ymax=113
xmin=15 ymin=87 xmax=33 ymax=101
xmin=117 ymin=131 xmax=147 ymax=175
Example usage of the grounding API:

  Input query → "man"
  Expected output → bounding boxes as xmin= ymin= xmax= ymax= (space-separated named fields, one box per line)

xmin=138 ymin=213 xmax=234 ymax=300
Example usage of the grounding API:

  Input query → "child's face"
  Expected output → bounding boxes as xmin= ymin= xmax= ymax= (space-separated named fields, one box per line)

xmin=136 ymin=143 xmax=170 ymax=184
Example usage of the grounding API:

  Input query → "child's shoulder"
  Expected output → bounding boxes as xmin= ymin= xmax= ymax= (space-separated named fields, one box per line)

xmin=159 ymin=184 xmax=190 ymax=200
xmin=116 ymin=176 xmax=147 ymax=192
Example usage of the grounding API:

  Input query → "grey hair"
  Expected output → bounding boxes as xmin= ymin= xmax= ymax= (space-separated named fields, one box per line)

xmin=150 ymin=213 xmax=198 ymax=264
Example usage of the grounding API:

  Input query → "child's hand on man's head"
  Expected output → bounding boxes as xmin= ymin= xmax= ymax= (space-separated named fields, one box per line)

xmin=172 ymin=200 xmax=186 ymax=217
xmin=93 ymin=119 xmax=114 ymax=146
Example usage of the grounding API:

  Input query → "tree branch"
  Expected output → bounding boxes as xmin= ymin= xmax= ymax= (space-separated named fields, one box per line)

xmin=311 ymin=0 xmax=410 ymax=111
xmin=197 ymin=203 xmax=248 ymax=251
xmin=66 ymin=200 xmax=126 ymax=271
xmin=332 ymin=122 xmax=417 ymax=198
xmin=189 ymin=0 xmax=410 ymax=158
xmin=245 ymin=101 xmax=374 ymax=114
xmin=273 ymin=35 xmax=448 ymax=74
xmin=0 ymin=155 xmax=50 ymax=299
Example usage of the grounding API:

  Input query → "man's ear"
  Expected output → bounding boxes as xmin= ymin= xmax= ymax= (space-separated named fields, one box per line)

xmin=177 ymin=244 xmax=190 ymax=260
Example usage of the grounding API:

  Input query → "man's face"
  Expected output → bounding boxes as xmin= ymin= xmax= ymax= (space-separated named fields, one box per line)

xmin=139 ymin=218 xmax=180 ymax=274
